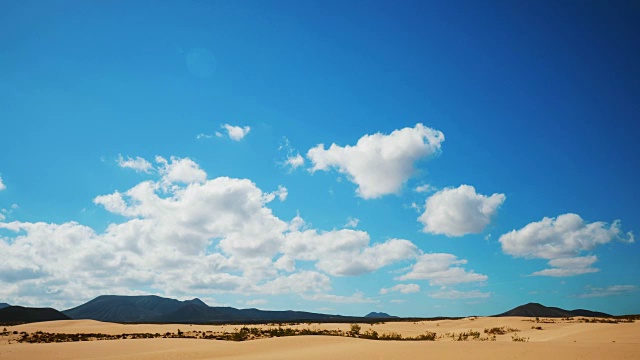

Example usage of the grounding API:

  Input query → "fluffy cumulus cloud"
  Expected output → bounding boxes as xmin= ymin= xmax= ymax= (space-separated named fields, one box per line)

xmin=500 ymin=213 xmax=633 ymax=259
xmin=222 ymin=124 xmax=251 ymax=141
xmin=577 ymin=285 xmax=638 ymax=298
xmin=419 ymin=185 xmax=506 ymax=237
xmin=116 ymin=155 xmax=154 ymax=173
xmin=396 ymin=253 xmax=488 ymax=285
xmin=429 ymin=289 xmax=490 ymax=299
xmin=156 ymin=156 xmax=207 ymax=186
xmin=307 ymin=123 xmax=444 ymax=199
xmin=380 ymin=284 xmax=420 ymax=295
xmin=283 ymin=230 xmax=418 ymax=276
xmin=0 ymin=156 xmax=452 ymax=307
xmin=499 ymin=213 xmax=633 ymax=277
xmin=0 ymin=175 xmax=5 ymax=191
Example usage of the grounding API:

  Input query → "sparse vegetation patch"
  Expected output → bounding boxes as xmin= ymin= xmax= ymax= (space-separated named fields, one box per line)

xmin=9 ymin=324 xmax=439 ymax=344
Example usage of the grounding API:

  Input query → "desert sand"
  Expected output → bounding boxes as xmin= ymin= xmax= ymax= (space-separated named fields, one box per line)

xmin=1 ymin=317 xmax=639 ymax=359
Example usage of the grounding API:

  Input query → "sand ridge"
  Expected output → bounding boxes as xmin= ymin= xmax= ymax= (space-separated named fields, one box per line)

xmin=1 ymin=317 xmax=639 ymax=359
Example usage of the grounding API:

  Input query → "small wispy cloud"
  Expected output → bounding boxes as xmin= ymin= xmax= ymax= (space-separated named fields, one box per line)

xmin=279 ymin=137 xmax=305 ymax=171
xmin=530 ymin=256 xmax=600 ymax=277
xmin=380 ymin=284 xmax=420 ymax=295
xmin=196 ymin=133 xmax=214 ymax=140
xmin=414 ymin=184 xmax=437 ymax=193
xmin=344 ymin=217 xmax=360 ymax=228
xmin=116 ymin=155 xmax=154 ymax=173
xmin=285 ymin=154 xmax=305 ymax=169
xmin=222 ymin=124 xmax=251 ymax=141
xmin=576 ymin=285 xmax=638 ymax=298
xmin=429 ymin=289 xmax=491 ymax=299
xmin=0 ymin=175 xmax=5 ymax=191
xmin=303 ymin=291 xmax=377 ymax=304
xmin=245 ymin=299 xmax=267 ymax=306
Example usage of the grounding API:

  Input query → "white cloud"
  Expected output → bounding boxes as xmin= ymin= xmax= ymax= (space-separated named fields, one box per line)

xmin=116 ymin=155 xmax=154 ymax=173
xmin=499 ymin=213 xmax=634 ymax=260
xmin=0 ymin=204 xmax=19 ymax=220
xmin=499 ymin=213 xmax=633 ymax=277
xmin=396 ymin=253 xmax=488 ymax=285
xmin=254 ymin=271 xmax=331 ymax=295
xmin=415 ymin=184 xmax=437 ymax=193
xmin=284 ymin=230 xmax=418 ymax=276
xmin=344 ymin=217 xmax=359 ymax=228
xmin=156 ymin=156 xmax=207 ymax=186
xmin=196 ymin=133 xmax=213 ymax=140
xmin=303 ymin=291 xmax=377 ymax=304
xmin=419 ymin=185 xmax=506 ymax=237
xmin=577 ymin=285 xmax=638 ymax=298
xmin=279 ymin=137 xmax=305 ymax=171
xmin=307 ymin=123 xmax=444 ymax=199
xmin=285 ymin=154 xmax=305 ymax=169
xmin=530 ymin=256 xmax=599 ymax=277
xmin=222 ymin=124 xmax=251 ymax=141
xmin=245 ymin=299 xmax=267 ymax=306
xmin=380 ymin=284 xmax=420 ymax=295
xmin=264 ymin=185 xmax=288 ymax=203
xmin=0 ymin=157 xmax=431 ymax=307
xmin=0 ymin=175 xmax=5 ymax=191
xmin=429 ymin=289 xmax=490 ymax=299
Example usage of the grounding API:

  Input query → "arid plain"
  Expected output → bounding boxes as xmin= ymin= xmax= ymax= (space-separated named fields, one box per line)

xmin=1 ymin=316 xmax=639 ymax=360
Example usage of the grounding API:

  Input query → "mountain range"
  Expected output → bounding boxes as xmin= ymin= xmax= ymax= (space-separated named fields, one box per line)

xmin=0 ymin=296 xmax=613 ymax=324
xmin=62 ymin=295 xmax=362 ymax=323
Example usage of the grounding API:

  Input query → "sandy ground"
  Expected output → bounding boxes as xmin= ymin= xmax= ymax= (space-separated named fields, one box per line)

xmin=1 ymin=317 xmax=639 ymax=359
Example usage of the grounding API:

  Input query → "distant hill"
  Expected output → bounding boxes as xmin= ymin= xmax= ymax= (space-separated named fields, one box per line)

xmin=63 ymin=295 xmax=208 ymax=323
xmin=0 ymin=306 xmax=71 ymax=323
xmin=495 ymin=303 xmax=611 ymax=318
xmin=365 ymin=312 xmax=397 ymax=318
xmin=64 ymin=295 xmax=360 ymax=323
xmin=0 ymin=303 xmax=10 ymax=309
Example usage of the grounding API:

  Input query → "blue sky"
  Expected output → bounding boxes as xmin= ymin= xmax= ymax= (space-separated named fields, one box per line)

xmin=1 ymin=0 xmax=639 ymax=316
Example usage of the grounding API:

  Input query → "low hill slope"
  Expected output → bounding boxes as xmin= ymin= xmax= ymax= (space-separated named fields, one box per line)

xmin=365 ymin=312 xmax=397 ymax=318
xmin=495 ymin=303 xmax=611 ymax=318
xmin=0 ymin=306 xmax=71 ymax=323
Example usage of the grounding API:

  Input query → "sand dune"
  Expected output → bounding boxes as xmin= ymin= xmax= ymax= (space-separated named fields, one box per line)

xmin=1 ymin=317 xmax=638 ymax=359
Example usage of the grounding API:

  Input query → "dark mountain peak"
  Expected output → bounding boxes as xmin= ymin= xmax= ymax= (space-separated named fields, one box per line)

xmin=63 ymin=294 xmax=189 ymax=322
xmin=365 ymin=312 xmax=396 ymax=318
xmin=495 ymin=303 xmax=611 ymax=318
xmin=0 ymin=303 xmax=10 ymax=309
xmin=0 ymin=306 xmax=70 ymax=323
xmin=184 ymin=298 xmax=207 ymax=307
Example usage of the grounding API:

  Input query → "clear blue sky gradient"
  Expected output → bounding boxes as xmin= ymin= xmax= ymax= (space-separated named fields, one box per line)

xmin=1 ymin=0 xmax=639 ymax=316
